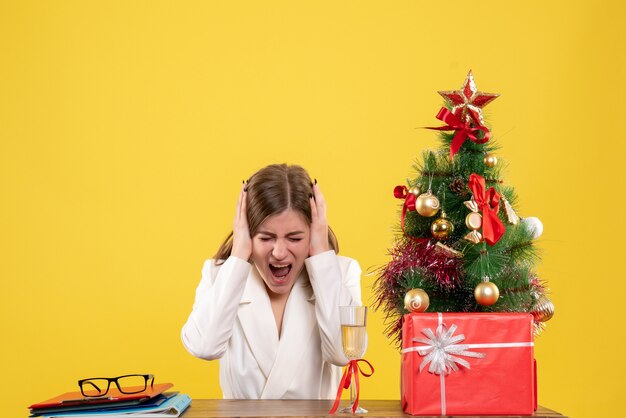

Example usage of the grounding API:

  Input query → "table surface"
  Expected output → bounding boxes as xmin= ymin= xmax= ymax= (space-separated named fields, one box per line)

xmin=182 ymin=400 xmax=568 ymax=418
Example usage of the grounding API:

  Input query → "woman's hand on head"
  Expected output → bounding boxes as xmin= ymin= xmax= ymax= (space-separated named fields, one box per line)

xmin=309 ymin=182 xmax=331 ymax=256
xmin=231 ymin=182 xmax=252 ymax=261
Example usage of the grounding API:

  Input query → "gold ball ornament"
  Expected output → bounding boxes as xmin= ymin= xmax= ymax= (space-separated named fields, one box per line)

xmin=404 ymin=288 xmax=430 ymax=313
xmin=484 ymin=154 xmax=498 ymax=167
xmin=415 ymin=191 xmax=440 ymax=217
xmin=474 ymin=281 xmax=500 ymax=306
xmin=408 ymin=186 xmax=421 ymax=196
xmin=531 ymin=295 xmax=555 ymax=322
xmin=431 ymin=216 xmax=454 ymax=240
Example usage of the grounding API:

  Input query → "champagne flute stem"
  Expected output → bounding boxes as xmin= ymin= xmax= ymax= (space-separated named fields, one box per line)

xmin=349 ymin=372 xmax=356 ymax=408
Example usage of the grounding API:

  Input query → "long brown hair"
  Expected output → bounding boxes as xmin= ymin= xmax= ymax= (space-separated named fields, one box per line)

xmin=214 ymin=164 xmax=339 ymax=263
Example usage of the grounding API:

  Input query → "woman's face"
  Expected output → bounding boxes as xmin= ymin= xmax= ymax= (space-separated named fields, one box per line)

xmin=250 ymin=208 xmax=310 ymax=297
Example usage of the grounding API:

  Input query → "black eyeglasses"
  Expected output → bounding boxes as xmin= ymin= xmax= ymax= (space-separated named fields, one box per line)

xmin=78 ymin=374 xmax=154 ymax=397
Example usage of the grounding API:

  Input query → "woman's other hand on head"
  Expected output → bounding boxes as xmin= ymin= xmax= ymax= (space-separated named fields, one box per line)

xmin=231 ymin=182 xmax=252 ymax=261
xmin=309 ymin=181 xmax=331 ymax=256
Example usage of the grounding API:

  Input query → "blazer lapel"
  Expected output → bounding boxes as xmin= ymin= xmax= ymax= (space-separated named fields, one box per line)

xmin=237 ymin=266 xmax=279 ymax=379
xmin=261 ymin=273 xmax=317 ymax=399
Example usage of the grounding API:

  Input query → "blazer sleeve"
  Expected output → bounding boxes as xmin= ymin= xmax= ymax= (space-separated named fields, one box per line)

xmin=181 ymin=256 xmax=251 ymax=360
xmin=304 ymin=250 xmax=363 ymax=367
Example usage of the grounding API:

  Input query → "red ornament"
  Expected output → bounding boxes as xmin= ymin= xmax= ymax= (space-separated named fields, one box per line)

xmin=394 ymin=185 xmax=417 ymax=211
xmin=438 ymin=70 xmax=499 ymax=125
xmin=393 ymin=185 xmax=429 ymax=244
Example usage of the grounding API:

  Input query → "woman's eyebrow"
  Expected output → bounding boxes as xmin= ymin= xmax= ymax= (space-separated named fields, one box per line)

xmin=257 ymin=231 xmax=276 ymax=237
xmin=286 ymin=231 xmax=306 ymax=236
xmin=257 ymin=230 xmax=306 ymax=237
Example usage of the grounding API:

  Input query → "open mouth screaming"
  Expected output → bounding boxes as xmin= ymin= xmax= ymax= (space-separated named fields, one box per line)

xmin=269 ymin=263 xmax=292 ymax=281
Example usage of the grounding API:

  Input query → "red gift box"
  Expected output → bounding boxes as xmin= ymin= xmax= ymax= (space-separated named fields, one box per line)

xmin=401 ymin=312 xmax=535 ymax=416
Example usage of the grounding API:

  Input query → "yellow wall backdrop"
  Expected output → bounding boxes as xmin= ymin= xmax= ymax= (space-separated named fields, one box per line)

xmin=1 ymin=2 xmax=624 ymax=417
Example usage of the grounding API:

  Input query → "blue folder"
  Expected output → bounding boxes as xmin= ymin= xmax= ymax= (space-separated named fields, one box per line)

xmin=39 ymin=393 xmax=192 ymax=418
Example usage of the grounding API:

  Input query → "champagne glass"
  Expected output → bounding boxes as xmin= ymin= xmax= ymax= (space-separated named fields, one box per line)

xmin=339 ymin=305 xmax=368 ymax=414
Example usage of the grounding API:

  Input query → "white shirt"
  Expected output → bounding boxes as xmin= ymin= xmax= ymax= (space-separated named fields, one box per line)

xmin=181 ymin=250 xmax=363 ymax=399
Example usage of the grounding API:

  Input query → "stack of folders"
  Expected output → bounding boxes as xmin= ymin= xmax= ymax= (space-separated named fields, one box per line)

xmin=29 ymin=383 xmax=192 ymax=418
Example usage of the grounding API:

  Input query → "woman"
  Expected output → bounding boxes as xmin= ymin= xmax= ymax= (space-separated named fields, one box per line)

xmin=181 ymin=164 xmax=363 ymax=399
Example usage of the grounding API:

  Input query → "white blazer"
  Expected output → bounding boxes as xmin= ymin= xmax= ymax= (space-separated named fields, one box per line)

xmin=181 ymin=250 xmax=363 ymax=399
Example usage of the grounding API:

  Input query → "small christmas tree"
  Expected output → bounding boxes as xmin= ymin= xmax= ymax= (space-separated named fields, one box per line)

xmin=374 ymin=71 xmax=554 ymax=346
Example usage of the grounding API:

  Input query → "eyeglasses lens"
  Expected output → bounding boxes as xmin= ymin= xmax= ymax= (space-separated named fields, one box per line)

xmin=80 ymin=379 xmax=110 ymax=397
xmin=116 ymin=375 xmax=149 ymax=394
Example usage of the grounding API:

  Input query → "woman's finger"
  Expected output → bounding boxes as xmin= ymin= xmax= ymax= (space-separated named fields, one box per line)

xmin=309 ymin=182 xmax=330 ymax=256
xmin=310 ymin=192 xmax=318 ymax=222
xmin=239 ymin=183 xmax=248 ymax=227
xmin=234 ymin=182 xmax=245 ymax=225
xmin=232 ymin=182 xmax=252 ymax=260
xmin=312 ymin=183 xmax=327 ymax=223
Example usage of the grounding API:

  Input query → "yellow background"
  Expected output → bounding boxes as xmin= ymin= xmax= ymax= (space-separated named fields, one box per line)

xmin=1 ymin=2 xmax=624 ymax=417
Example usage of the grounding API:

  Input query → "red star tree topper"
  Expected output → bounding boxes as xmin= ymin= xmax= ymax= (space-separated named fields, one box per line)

xmin=438 ymin=70 xmax=499 ymax=126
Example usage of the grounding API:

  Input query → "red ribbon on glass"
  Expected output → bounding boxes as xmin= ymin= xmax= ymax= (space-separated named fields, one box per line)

xmin=468 ymin=173 xmax=505 ymax=246
xmin=427 ymin=107 xmax=491 ymax=160
xmin=329 ymin=359 xmax=375 ymax=414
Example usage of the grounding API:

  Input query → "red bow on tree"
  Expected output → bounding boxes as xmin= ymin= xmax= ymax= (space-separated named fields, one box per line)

xmin=427 ymin=107 xmax=491 ymax=160
xmin=468 ymin=173 xmax=505 ymax=246
xmin=394 ymin=185 xmax=416 ymax=234
xmin=393 ymin=186 xmax=428 ymax=245
xmin=394 ymin=185 xmax=416 ymax=210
